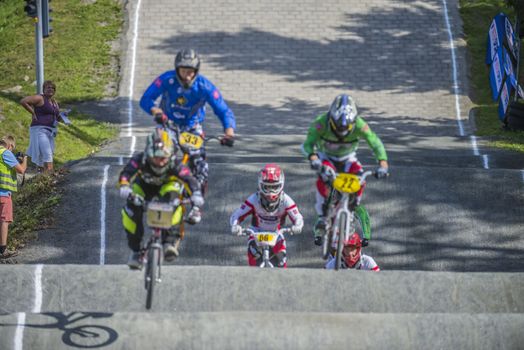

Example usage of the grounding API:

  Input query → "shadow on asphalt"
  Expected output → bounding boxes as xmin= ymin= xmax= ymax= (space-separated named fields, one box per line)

xmin=0 ymin=312 xmax=118 ymax=348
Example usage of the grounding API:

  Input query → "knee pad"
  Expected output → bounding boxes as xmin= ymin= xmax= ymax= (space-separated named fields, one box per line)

xmin=126 ymin=232 xmax=141 ymax=251
xmin=248 ymin=241 xmax=262 ymax=259
xmin=274 ymin=251 xmax=287 ymax=267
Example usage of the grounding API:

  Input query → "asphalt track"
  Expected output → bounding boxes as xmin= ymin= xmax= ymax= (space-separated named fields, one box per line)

xmin=2 ymin=0 xmax=524 ymax=349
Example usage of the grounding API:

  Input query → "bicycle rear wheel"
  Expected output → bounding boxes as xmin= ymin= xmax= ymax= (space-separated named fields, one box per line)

xmin=145 ymin=247 xmax=160 ymax=309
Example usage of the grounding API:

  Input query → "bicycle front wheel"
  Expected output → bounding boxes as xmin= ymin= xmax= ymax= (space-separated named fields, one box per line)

xmin=145 ymin=247 xmax=160 ymax=310
xmin=335 ymin=214 xmax=347 ymax=271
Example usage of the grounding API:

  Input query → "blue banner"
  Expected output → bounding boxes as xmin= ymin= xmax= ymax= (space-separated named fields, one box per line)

xmin=488 ymin=46 xmax=504 ymax=101
xmin=486 ymin=13 xmax=521 ymax=120
xmin=487 ymin=13 xmax=518 ymax=65
xmin=498 ymin=78 xmax=513 ymax=120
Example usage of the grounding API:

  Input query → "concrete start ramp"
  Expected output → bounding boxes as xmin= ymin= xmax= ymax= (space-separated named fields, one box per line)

xmin=0 ymin=265 xmax=523 ymax=349
xmin=0 ymin=312 xmax=523 ymax=350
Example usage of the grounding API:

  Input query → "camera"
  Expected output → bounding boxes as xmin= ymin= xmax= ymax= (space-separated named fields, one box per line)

xmin=15 ymin=151 xmax=26 ymax=163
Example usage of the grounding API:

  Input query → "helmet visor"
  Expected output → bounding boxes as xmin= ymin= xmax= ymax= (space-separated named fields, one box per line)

xmin=261 ymin=182 xmax=283 ymax=194
xmin=342 ymin=245 xmax=360 ymax=266
xmin=149 ymin=156 xmax=169 ymax=168
xmin=330 ymin=118 xmax=354 ymax=135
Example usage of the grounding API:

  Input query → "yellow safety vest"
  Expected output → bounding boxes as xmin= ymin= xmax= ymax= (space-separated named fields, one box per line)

xmin=0 ymin=146 xmax=17 ymax=192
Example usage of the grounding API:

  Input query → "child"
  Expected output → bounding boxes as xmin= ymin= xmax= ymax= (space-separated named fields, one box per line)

xmin=325 ymin=233 xmax=380 ymax=271
xmin=230 ymin=164 xmax=303 ymax=267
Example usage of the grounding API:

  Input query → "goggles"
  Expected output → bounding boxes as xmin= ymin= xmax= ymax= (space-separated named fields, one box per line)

xmin=261 ymin=182 xmax=283 ymax=194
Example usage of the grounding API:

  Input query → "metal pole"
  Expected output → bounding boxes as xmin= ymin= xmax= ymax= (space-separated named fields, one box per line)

xmin=35 ymin=0 xmax=44 ymax=94
xmin=514 ymin=15 xmax=521 ymax=102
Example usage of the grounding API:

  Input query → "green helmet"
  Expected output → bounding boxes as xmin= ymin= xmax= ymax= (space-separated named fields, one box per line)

xmin=144 ymin=128 xmax=174 ymax=175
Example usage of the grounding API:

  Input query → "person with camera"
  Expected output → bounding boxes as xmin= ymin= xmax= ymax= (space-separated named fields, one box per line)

xmin=0 ymin=135 xmax=27 ymax=259
xmin=20 ymin=80 xmax=64 ymax=173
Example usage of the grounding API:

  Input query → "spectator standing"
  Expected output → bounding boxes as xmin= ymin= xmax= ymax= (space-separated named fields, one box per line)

xmin=0 ymin=135 xmax=27 ymax=259
xmin=20 ymin=80 xmax=62 ymax=173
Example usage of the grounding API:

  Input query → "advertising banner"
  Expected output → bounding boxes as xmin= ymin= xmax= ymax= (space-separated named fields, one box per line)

xmin=486 ymin=13 xmax=521 ymax=120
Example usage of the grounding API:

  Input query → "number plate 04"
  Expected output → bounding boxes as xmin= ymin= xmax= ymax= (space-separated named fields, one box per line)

xmin=255 ymin=232 xmax=278 ymax=246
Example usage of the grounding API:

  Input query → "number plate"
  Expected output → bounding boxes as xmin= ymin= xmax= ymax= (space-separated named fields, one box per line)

xmin=146 ymin=202 xmax=174 ymax=229
xmin=179 ymin=132 xmax=204 ymax=150
xmin=332 ymin=173 xmax=361 ymax=193
xmin=254 ymin=232 xmax=278 ymax=246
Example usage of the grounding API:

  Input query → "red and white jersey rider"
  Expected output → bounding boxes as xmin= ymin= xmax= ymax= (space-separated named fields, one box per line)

xmin=230 ymin=164 xmax=304 ymax=267
xmin=325 ymin=233 xmax=380 ymax=271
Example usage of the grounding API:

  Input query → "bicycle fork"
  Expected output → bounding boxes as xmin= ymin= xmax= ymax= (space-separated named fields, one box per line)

xmin=146 ymin=240 xmax=163 ymax=284
xmin=260 ymin=247 xmax=274 ymax=268
xmin=331 ymin=194 xmax=354 ymax=252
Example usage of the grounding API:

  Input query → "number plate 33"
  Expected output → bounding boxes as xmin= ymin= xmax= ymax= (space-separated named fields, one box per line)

xmin=179 ymin=132 xmax=204 ymax=150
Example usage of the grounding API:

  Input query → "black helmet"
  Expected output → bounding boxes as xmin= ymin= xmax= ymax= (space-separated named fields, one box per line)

xmin=174 ymin=49 xmax=200 ymax=88
xmin=328 ymin=94 xmax=358 ymax=138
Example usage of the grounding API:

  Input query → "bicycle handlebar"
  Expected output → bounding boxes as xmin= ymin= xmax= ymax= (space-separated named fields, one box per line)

xmin=318 ymin=167 xmax=375 ymax=185
xmin=242 ymin=227 xmax=292 ymax=236
xmin=155 ymin=121 xmax=234 ymax=146
xmin=129 ymin=193 xmax=190 ymax=208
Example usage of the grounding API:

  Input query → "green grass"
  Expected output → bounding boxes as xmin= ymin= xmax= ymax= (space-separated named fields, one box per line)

xmin=0 ymin=0 xmax=122 ymax=250
xmin=10 ymin=173 xmax=63 ymax=248
xmin=460 ymin=0 xmax=524 ymax=153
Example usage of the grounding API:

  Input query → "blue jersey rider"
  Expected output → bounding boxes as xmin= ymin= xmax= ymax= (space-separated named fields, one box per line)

xmin=140 ymin=49 xmax=236 ymax=194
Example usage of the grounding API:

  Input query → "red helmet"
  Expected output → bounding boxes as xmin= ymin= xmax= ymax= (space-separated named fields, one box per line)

xmin=258 ymin=164 xmax=284 ymax=212
xmin=342 ymin=233 xmax=362 ymax=268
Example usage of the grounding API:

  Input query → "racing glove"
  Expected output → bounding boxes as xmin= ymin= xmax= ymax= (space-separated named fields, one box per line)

xmin=190 ymin=190 xmax=204 ymax=207
xmin=375 ymin=166 xmax=389 ymax=179
xmin=231 ymin=224 xmax=242 ymax=236
xmin=220 ymin=135 xmax=234 ymax=147
xmin=119 ymin=185 xmax=132 ymax=199
xmin=154 ymin=113 xmax=168 ymax=125
xmin=290 ymin=224 xmax=302 ymax=235
xmin=309 ymin=158 xmax=321 ymax=171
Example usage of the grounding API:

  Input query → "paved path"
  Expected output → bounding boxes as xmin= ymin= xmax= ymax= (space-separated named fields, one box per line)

xmin=14 ymin=0 xmax=524 ymax=271
xmin=4 ymin=1 xmax=524 ymax=348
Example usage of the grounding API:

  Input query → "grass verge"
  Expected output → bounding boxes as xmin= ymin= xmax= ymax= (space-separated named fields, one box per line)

xmin=0 ymin=0 xmax=122 ymax=250
xmin=459 ymin=0 xmax=524 ymax=153
xmin=9 ymin=172 xmax=65 ymax=249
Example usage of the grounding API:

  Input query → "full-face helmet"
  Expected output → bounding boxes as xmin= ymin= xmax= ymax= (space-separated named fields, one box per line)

xmin=342 ymin=233 xmax=362 ymax=268
xmin=258 ymin=164 xmax=285 ymax=212
xmin=174 ymin=49 xmax=200 ymax=88
xmin=145 ymin=128 xmax=175 ymax=175
xmin=328 ymin=94 xmax=358 ymax=138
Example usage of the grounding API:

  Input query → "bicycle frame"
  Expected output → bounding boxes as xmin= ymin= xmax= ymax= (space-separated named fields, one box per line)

xmin=243 ymin=228 xmax=290 ymax=268
xmin=142 ymin=227 xmax=164 ymax=310
xmin=140 ymin=198 xmax=179 ymax=310
xmin=321 ymin=170 xmax=372 ymax=270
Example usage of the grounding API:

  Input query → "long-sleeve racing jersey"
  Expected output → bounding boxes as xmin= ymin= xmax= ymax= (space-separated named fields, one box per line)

xmin=140 ymin=71 xmax=236 ymax=131
xmin=302 ymin=113 xmax=387 ymax=162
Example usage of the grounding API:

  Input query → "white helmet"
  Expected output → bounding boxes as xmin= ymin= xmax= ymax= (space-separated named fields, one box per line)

xmin=258 ymin=164 xmax=284 ymax=212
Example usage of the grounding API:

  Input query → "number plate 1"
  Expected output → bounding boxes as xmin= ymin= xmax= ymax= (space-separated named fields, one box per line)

xmin=146 ymin=202 xmax=174 ymax=229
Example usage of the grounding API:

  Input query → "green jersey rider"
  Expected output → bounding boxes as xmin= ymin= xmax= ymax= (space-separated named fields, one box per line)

xmin=301 ymin=94 xmax=389 ymax=247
